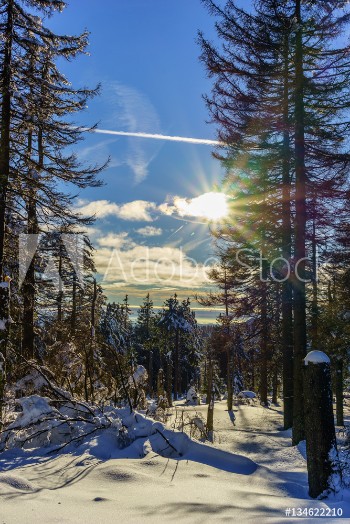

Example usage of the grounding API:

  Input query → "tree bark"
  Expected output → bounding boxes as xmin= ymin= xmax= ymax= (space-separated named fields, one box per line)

xmin=0 ymin=0 xmax=14 ymax=423
xmin=310 ymin=205 xmax=318 ymax=350
xmin=272 ymin=365 xmax=279 ymax=404
xmin=88 ymin=278 xmax=97 ymax=401
xmin=207 ymin=359 xmax=214 ymax=441
xmin=224 ymin=269 xmax=233 ymax=411
xmin=227 ymin=344 xmax=233 ymax=411
xmin=148 ymin=349 xmax=154 ymax=396
xmin=173 ymin=328 xmax=179 ymax=400
xmin=22 ymin=127 xmax=39 ymax=360
xmin=166 ymin=354 xmax=173 ymax=407
xmin=260 ymin=253 xmax=268 ymax=406
xmin=57 ymin=247 xmax=63 ymax=326
xmin=281 ymin=29 xmax=294 ymax=430
xmin=293 ymin=0 xmax=307 ymax=445
xmin=70 ymin=272 xmax=77 ymax=335
xmin=335 ymin=359 xmax=344 ymax=426
xmin=157 ymin=368 xmax=165 ymax=398
xmin=0 ymin=0 xmax=13 ymax=278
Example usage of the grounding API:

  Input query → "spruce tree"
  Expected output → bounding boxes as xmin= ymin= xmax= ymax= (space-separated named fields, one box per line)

xmin=199 ymin=0 xmax=350 ymax=439
xmin=0 ymin=0 xmax=105 ymax=417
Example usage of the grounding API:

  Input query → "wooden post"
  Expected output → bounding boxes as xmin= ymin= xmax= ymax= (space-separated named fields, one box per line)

xmin=303 ymin=350 xmax=338 ymax=498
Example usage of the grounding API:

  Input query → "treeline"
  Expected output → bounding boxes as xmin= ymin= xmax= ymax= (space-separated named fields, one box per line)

xmin=103 ymin=293 xmax=278 ymax=409
xmin=198 ymin=0 xmax=350 ymax=442
xmin=0 ymin=0 xmax=266 ymax=422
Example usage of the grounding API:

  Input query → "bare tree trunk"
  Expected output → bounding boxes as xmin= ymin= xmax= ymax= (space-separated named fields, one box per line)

xmin=272 ymin=365 xmax=279 ymax=404
xmin=227 ymin=344 xmax=233 ymax=411
xmin=251 ymin=350 xmax=255 ymax=392
xmin=310 ymin=203 xmax=318 ymax=350
xmin=0 ymin=0 xmax=13 ymax=277
xmin=148 ymin=349 xmax=154 ymax=396
xmin=88 ymin=278 xmax=97 ymax=401
xmin=22 ymin=128 xmax=39 ymax=360
xmin=260 ymin=255 xmax=268 ymax=406
xmin=223 ymin=268 xmax=233 ymax=411
xmin=70 ymin=272 xmax=77 ymax=335
xmin=207 ymin=359 xmax=214 ymax=441
xmin=173 ymin=329 xmax=179 ymax=400
xmin=166 ymin=353 xmax=173 ymax=407
xmin=0 ymin=0 xmax=14 ymax=424
xmin=57 ymin=247 xmax=63 ymax=325
xmin=335 ymin=359 xmax=344 ymax=426
xmin=281 ymin=30 xmax=294 ymax=430
xmin=293 ymin=0 xmax=307 ymax=445
xmin=157 ymin=368 xmax=165 ymax=398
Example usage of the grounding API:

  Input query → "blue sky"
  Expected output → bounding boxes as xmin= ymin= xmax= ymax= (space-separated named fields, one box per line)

xmin=48 ymin=1 xmax=229 ymax=316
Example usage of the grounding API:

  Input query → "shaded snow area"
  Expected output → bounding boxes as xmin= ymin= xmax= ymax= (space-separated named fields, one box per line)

xmin=0 ymin=400 xmax=349 ymax=523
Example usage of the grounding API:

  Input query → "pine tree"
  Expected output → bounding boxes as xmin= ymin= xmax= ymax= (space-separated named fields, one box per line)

xmin=0 ymin=0 xmax=106 ymax=418
xmin=199 ymin=0 xmax=350 ymax=441
xmin=158 ymin=294 xmax=199 ymax=401
xmin=135 ymin=293 xmax=157 ymax=395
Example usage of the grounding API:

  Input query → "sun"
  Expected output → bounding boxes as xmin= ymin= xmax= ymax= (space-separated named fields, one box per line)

xmin=176 ymin=192 xmax=228 ymax=221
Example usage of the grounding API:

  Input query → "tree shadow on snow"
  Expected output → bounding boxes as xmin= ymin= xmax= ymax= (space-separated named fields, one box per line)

xmin=179 ymin=440 xmax=257 ymax=475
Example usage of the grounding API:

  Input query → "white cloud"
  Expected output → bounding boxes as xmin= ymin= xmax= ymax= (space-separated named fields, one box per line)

xmin=97 ymin=232 xmax=133 ymax=249
xmin=93 ymin=232 xmax=212 ymax=290
xmin=77 ymin=199 xmax=120 ymax=219
xmin=136 ymin=226 xmax=163 ymax=237
xmin=76 ymin=199 xmax=156 ymax=222
xmin=105 ymin=82 xmax=162 ymax=184
xmin=162 ymin=192 xmax=228 ymax=221
xmin=77 ymin=192 xmax=228 ymax=224
xmin=77 ymin=138 xmax=118 ymax=166
xmin=118 ymin=200 xmax=156 ymax=222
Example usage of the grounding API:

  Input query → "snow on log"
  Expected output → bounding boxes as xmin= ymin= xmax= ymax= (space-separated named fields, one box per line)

xmin=238 ymin=391 xmax=257 ymax=399
xmin=9 ymin=395 xmax=57 ymax=429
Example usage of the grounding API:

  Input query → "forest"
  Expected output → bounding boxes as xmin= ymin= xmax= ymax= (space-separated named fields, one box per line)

xmin=0 ymin=0 xmax=350 ymax=522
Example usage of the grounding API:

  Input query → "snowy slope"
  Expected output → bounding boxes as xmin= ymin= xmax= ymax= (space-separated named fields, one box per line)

xmin=0 ymin=401 xmax=349 ymax=523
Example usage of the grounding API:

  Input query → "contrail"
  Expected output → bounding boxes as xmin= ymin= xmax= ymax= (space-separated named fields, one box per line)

xmin=168 ymin=224 xmax=184 ymax=239
xmin=82 ymin=127 xmax=222 ymax=146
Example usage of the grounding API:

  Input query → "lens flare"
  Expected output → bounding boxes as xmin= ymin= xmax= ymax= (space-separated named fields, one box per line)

xmin=175 ymin=192 xmax=229 ymax=221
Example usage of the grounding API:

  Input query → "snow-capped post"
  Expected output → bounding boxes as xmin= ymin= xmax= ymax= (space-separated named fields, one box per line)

xmin=303 ymin=350 xmax=339 ymax=498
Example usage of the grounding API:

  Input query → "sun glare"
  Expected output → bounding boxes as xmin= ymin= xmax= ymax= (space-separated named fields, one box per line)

xmin=176 ymin=192 xmax=229 ymax=221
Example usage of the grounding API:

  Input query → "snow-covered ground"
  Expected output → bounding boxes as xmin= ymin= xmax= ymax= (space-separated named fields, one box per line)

xmin=0 ymin=400 xmax=349 ymax=523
